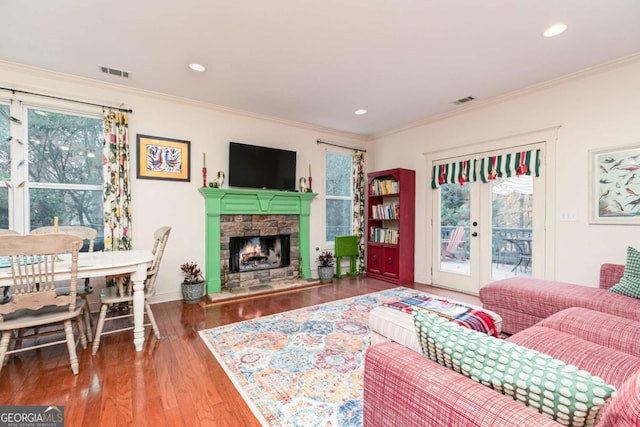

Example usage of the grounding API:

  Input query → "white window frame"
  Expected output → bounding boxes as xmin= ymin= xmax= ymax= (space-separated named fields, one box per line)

xmin=2 ymin=96 xmax=103 ymax=234
xmin=324 ymin=147 xmax=354 ymax=246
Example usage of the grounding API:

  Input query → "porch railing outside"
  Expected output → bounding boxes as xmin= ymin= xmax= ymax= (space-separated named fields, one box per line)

xmin=441 ymin=226 xmax=532 ymax=266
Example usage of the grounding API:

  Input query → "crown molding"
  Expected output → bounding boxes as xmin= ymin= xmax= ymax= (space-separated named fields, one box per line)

xmin=375 ymin=53 xmax=640 ymax=140
xmin=0 ymin=60 xmax=370 ymax=142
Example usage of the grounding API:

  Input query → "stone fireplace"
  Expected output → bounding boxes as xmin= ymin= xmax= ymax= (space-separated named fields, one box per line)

xmin=221 ymin=215 xmax=298 ymax=288
xmin=229 ymin=234 xmax=290 ymax=273
xmin=200 ymin=187 xmax=316 ymax=294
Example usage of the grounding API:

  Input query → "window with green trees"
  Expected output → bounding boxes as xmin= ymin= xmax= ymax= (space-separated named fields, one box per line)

xmin=1 ymin=103 xmax=103 ymax=247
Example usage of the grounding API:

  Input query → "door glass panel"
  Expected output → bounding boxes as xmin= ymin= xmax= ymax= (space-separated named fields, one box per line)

xmin=439 ymin=183 xmax=470 ymax=275
xmin=491 ymin=175 xmax=533 ymax=279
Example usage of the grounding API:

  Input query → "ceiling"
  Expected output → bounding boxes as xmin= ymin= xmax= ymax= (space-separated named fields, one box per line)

xmin=1 ymin=1 xmax=640 ymax=136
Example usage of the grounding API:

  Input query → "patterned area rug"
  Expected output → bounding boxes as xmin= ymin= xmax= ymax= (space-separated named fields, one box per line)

xmin=199 ymin=287 xmax=420 ymax=426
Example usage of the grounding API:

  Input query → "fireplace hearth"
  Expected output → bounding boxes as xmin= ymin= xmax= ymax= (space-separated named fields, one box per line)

xmin=229 ymin=234 xmax=290 ymax=273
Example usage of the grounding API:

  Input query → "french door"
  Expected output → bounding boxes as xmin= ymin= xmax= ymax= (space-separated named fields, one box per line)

xmin=431 ymin=143 xmax=546 ymax=295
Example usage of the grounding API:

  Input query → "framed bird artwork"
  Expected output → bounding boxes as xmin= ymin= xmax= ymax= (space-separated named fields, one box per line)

xmin=589 ymin=144 xmax=640 ymax=224
xmin=136 ymin=134 xmax=191 ymax=181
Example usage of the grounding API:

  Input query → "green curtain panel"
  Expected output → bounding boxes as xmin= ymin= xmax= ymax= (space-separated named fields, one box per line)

xmin=103 ymin=111 xmax=132 ymax=251
xmin=352 ymin=150 xmax=366 ymax=273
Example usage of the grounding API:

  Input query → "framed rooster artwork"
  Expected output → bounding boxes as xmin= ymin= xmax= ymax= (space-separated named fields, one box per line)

xmin=136 ymin=134 xmax=190 ymax=182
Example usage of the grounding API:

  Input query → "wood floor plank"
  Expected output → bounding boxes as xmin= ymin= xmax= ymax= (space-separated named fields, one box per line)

xmin=0 ymin=278 xmax=478 ymax=425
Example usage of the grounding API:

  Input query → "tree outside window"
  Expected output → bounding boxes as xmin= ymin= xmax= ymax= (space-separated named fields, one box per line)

xmin=1 ymin=104 xmax=103 ymax=248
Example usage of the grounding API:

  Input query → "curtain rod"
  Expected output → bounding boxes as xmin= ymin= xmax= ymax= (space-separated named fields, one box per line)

xmin=0 ymin=86 xmax=133 ymax=113
xmin=316 ymin=139 xmax=366 ymax=153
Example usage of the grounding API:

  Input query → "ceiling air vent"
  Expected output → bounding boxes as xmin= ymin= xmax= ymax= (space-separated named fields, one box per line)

xmin=98 ymin=65 xmax=132 ymax=79
xmin=452 ymin=96 xmax=475 ymax=105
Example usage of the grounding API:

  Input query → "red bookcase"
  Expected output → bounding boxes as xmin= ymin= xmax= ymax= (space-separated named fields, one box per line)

xmin=366 ymin=168 xmax=415 ymax=284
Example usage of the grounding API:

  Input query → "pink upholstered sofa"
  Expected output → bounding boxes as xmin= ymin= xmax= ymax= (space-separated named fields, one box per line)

xmin=363 ymin=264 xmax=640 ymax=426
xmin=479 ymin=263 xmax=639 ymax=335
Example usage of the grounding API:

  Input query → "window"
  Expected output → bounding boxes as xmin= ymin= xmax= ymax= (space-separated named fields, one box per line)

xmin=1 ymin=102 xmax=103 ymax=248
xmin=0 ymin=104 xmax=9 ymax=229
xmin=325 ymin=150 xmax=353 ymax=243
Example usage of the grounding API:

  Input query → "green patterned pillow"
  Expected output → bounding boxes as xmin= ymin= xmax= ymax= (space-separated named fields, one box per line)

xmin=610 ymin=246 xmax=640 ymax=298
xmin=413 ymin=309 xmax=617 ymax=427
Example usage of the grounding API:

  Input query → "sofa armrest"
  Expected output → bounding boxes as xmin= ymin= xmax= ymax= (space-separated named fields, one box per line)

xmin=363 ymin=342 xmax=560 ymax=427
xmin=600 ymin=263 xmax=625 ymax=290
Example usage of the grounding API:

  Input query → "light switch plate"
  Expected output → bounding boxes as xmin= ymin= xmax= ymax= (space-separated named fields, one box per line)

xmin=559 ymin=210 xmax=579 ymax=221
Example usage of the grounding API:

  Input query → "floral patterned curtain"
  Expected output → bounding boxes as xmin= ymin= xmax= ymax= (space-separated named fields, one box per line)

xmin=103 ymin=111 xmax=131 ymax=251
xmin=352 ymin=150 xmax=366 ymax=273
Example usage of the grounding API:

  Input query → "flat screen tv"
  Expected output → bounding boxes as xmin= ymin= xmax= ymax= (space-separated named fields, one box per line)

xmin=228 ymin=142 xmax=297 ymax=191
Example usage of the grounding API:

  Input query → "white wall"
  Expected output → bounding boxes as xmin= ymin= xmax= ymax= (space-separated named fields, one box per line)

xmin=0 ymin=61 xmax=367 ymax=303
xmin=370 ymin=56 xmax=640 ymax=288
xmin=4 ymin=56 xmax=639 ymax=298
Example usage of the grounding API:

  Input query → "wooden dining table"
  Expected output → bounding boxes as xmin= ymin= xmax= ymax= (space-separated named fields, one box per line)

xmin=0 ymin=250 xmax=154 ymax=352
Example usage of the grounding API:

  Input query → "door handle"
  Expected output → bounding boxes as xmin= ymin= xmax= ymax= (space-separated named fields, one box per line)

xmin=471 ymin=232 xmax=478 ymax=237
xmin=387 ymin=258 xmax=393 ymax=265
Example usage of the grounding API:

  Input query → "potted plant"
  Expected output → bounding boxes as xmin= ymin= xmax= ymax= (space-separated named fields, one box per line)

xmin=316 ymin=250 xmax=335 ymax=283
xmin=180 ymin=261 xmax=205 ymax=304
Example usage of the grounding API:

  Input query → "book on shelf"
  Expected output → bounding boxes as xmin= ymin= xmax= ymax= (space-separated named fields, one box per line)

xmin=370 ymin=179 xmax=400 ymax=196
xmin=369 ymin=227 xmax=399 ymax=244
xmin=371 ymin=202 xmax=399 ymax=220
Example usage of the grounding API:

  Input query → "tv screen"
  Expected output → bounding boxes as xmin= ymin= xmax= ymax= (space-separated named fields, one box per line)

xmin=228 ymin=142 xmax=297 ymax=191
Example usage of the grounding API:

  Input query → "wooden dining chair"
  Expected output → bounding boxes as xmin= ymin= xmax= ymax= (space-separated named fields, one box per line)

xmin=92 ymin=226 xmax=171 ymax=355
xmin=0 ymin=229 xmax=21 ymax=236
xmin=31 ymin=226 xmax=98 ymax=340
xmin=0 ymin=230 xmax=21 ymax=300
xmin=0 ymin=234 xmax=87 ymax=374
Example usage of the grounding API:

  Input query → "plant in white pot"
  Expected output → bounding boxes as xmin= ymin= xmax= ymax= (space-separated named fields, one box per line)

xmin=180 ymin=261 xmax=205 ymax=304
xmin=316 ymin=251 xmax=335 ymax=283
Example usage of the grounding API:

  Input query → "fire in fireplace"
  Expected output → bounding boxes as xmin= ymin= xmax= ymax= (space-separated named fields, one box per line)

xmin=229 ymin=234 xmax=290 ymax=273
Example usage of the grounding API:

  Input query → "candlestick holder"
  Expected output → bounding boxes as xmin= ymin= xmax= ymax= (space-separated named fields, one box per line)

xmin=202 ymin=167 xmax=207 ymax=188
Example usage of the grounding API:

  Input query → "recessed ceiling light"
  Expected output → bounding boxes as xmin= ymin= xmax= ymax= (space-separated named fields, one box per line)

xmin=189 ymin=63 xmax=206 ymax=72
xmin=354 ymin=109 xmax=367 ymax=115
xmin=543 ymin=23 xmax=568 ymax=38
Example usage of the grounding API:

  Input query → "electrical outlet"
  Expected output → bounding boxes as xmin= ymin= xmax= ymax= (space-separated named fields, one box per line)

xmin=559 ymin=210 xmax=579 ymax=222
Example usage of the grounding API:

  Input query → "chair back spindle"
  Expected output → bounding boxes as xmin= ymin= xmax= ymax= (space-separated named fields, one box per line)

xmin=0 ymin=234 xmax=82 ymax=318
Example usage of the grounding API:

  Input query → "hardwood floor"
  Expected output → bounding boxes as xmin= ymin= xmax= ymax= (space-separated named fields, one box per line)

xmin=0 ymin=277 xmax=479 ymax=426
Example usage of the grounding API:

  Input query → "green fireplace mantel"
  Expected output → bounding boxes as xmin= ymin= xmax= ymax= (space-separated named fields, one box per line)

xmin=199 ymin=188 xmax=317 ymax=293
